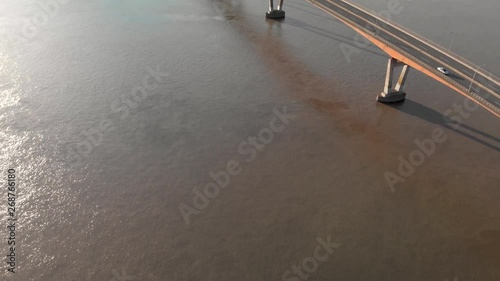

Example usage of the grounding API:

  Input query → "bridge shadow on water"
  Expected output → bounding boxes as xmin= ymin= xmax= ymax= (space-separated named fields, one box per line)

xmin=388 ymin=99 xmax=500 ymax=153
xmin=277 ymin=17 xmax=386 ymax=58
xmin=286 ymin=1 xmax=337 ymax=21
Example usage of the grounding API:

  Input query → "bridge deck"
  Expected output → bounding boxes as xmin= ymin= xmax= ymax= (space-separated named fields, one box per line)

xmin=307 ymin=0 xmax=500 ymax=118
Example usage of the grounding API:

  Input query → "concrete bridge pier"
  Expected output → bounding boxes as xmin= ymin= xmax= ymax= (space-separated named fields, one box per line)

xmin=266 ymin=0 xmax=286 ymax=19
xmin=377 ymin=58 xmax=410 ymax=103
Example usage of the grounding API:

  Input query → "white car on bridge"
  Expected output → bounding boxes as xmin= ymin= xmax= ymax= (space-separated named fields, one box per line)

xmin=437 ymin=67 xmax=450 ymax=75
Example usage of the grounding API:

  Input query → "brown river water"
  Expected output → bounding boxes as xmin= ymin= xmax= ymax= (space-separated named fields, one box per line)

xmin=0 ymin=0 xmax=499 ymax=280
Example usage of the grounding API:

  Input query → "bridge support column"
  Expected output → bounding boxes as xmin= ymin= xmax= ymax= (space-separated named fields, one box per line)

xmin=266 ymin=0 xmax=285 ymax=19
xmin=377 ymin=58 xmax=410 ymax=103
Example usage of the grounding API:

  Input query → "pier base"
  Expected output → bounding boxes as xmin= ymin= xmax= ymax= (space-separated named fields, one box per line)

xmin=266 ymin=0 xmax=285 ymax=19
xmin=266 ymin=10 xmax=285 ymax=19
xmin=377 ymin=91 xmax=406 ymax=103
xmin=377 ymin=58 xmax=410 ymax=103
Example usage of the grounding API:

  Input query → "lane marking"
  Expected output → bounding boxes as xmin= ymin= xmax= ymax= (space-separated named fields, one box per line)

xmin=461 ymin=69 xmax=473 ymax=76
xmin=419 ymin=44 xmax=429 ymax=51
xmin=380 ymin=34 xmax=391 ymax=41
xmin=420 ymin=57 xmax=431 ymax=63
xmin=400 ymin=34 xmax=410 ymax=41
xmin=440 ymin=56 xmax=450 ymax=63
xmin=487 ymin=82 xmax=498 ymax=90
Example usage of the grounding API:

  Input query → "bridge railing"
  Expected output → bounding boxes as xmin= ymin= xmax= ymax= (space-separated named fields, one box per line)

xmin=339 ymin=0 xmax=500 ymax=88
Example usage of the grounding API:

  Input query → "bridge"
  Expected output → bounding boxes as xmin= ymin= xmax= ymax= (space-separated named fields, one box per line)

xmin=266 ymin=0 xmax=500 ymax=119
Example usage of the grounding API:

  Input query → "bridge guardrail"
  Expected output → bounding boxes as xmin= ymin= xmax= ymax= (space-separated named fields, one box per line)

xmin=338 ymin=0 xmax=500 ymax=89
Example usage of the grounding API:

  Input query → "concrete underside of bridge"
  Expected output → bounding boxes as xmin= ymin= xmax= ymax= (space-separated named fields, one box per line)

xmin=377 ymin=58 xmax=410 ymax=103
